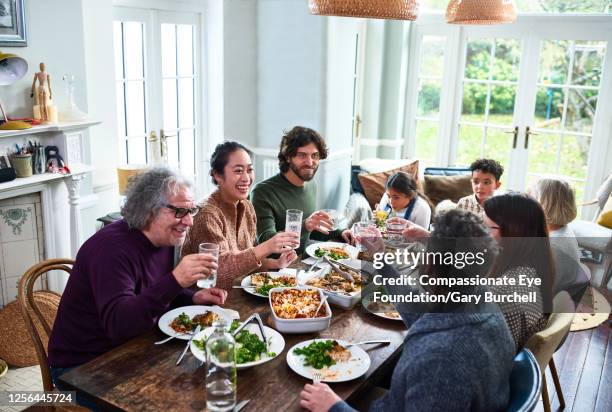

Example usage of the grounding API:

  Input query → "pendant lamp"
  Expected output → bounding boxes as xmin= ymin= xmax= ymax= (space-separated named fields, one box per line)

xmin=308 ymin=0 xmax=420 ymax=21
xmin=446 ymin=0 xmax=517 ymax=25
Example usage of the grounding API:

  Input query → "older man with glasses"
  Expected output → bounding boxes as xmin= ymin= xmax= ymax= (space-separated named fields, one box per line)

xmin=48 ymin=168 xmax=226 ymax=394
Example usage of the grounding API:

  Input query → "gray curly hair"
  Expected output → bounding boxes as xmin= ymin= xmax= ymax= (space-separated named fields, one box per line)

xmin=120 ymin=167 xmax=193 ymax=229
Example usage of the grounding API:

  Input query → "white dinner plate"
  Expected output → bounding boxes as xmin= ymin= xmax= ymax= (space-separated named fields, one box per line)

xmin=190 ymin=324 xmax=285 ymax=370
xmin=286 ymin=339 xmax=371 ymax=383
xmin=361 ymin=294 xmax=402 ymax=321
xmin=305 ymin=242 xmax=359 ymax=261
xmin=158 ymin=305 xmax=240 ymax=340
xmin=240 ymin=269 xmax=298 ymax=298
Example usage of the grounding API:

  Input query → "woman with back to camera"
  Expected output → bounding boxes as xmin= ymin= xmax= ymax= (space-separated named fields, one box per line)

xmin=181 ymin=141 xmax=299 ymax=289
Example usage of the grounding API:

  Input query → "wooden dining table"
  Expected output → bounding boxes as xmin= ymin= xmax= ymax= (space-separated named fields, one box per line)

xmin=57 ymin=261 xmax=409 ymax=412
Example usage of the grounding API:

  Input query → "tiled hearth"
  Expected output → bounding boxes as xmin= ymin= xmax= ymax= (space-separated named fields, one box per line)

xmin=0 ymin=193 xmax=46 ymax=308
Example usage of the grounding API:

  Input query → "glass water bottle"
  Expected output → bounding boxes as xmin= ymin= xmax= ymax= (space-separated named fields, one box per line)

xmin=205 ymin=320 xmax=237 ymax=411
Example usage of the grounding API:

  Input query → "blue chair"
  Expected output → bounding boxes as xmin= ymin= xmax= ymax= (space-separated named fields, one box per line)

xmin=507 ymin=349 xmax=542 ymax=412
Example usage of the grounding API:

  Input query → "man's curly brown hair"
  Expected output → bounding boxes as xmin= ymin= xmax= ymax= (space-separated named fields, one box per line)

xmin=277 ymin=126 xmax=329 ymax=173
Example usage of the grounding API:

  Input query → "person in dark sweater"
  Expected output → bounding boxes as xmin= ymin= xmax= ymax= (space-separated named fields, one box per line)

xmin=251 ymin=126 xmax=337 ymax=254
xmin=48 ymin=169 xmax=226 ymax=378
xmin=300 ymin=210 xmax=515 ymax=412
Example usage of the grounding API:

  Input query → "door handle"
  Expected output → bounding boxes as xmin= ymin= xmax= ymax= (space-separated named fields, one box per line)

xmin=525 ymin=126 xmax=538 ymax=149
xmin=504 ymin=126 xmax=519 ymax=149
xmin=160 ymin=129 xmax=176 ymax=158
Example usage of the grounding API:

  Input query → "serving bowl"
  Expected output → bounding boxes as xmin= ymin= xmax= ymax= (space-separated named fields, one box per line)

xmin=268 ymin=286 xmax=331 ymax=334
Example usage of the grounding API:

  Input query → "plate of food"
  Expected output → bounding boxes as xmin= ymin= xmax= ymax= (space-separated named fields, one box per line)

xmin=269 ymin=286 xmax=331 ymax=333
xmin=304 ymin=266 xmax=364 ymax=309
xmin=158 ymin=305 xmax=240 ymax=340
xmin=286 ymin=339 xmax=371 ymax=382
xmin=241 ymin=270 xmax=297 ymax=298
xmin=361 ymin=293 xmax=402 ymax=321
xmin=306 ymin=242 xmax=359 ymax=261
xmin=191 ymin=320 xmax=285 ymax=370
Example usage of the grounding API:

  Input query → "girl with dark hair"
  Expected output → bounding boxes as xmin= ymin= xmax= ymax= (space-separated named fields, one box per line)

xmin=181 ymin=141 xmax=300 ymax=289
xmin=377 ymin=172 xmax=433 ymax=228
xmin=483 ymin=192 xmax=555 ymax=351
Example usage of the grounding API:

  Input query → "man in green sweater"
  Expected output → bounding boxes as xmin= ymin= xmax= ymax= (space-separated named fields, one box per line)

xmin=251 ymin=126 xmax=334 ymax=254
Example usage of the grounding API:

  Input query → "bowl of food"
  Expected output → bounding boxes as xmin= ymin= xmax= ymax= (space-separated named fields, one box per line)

xmin=305 ymin=265 xmax=364 ymax=309
xmin=269 ymin=286 xmax=331 ymax=334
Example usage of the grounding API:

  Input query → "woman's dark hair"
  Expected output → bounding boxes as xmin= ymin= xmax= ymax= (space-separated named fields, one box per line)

xmin=386 ymin=172 xmax=434 ymax=213
xmin=421 ymin=209 xmax=497 ymax=310
xmin=484 ymin=192 xmax=555 ymax=309
xmin=209 ymin=141 xmax=252 ymax=186
xmin=278 ymin=126 xmax=328 ymax=173
xmin=470 ymin=158 xmax=504 ymax=181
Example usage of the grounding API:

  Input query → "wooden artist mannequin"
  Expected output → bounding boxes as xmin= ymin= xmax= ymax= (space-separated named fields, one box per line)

xmin=31 ymin=62 xmax=58 ymax=123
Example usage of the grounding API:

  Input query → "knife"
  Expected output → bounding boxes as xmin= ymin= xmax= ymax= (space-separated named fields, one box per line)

xmin=234 ymin=399 xmax=250 ymax=412
xmin=176 ymin=324 xmax=201 ymax=365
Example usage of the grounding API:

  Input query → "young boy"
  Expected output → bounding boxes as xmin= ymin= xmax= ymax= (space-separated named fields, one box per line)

xmin=456 ymin=158 xmax=504 ymax=217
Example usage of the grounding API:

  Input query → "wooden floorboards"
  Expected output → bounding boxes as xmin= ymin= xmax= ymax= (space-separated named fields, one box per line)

xmin=533 ymin=288 xmax=611 ymax=412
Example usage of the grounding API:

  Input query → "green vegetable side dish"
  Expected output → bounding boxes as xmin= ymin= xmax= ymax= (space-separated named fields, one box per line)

xmin=255 ymin=279 xmax=293 ymax=296
xmin=314 ymin=247 xmax=347 ymax=261
xmin=193 ymin=320 xmax=276 ymax=364
xmin=176 ymin=312 xmax=191 ymax=327
xmin=293 ymin=340 xmax=336 ymax=370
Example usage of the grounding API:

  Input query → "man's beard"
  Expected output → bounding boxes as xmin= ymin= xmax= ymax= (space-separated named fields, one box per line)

xmin=289 ymin=161 xmax=318 ymax=182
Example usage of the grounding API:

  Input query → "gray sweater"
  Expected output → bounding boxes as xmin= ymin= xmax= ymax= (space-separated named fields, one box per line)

xmin=330 ymin=311 xmax=515 ymax=412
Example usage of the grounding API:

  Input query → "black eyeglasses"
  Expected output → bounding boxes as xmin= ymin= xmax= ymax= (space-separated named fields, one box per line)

xmin=166 ymin=204 xmax=201 ymax=219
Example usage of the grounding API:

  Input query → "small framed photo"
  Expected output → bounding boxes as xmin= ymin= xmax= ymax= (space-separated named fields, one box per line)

xmin=0 ymin=0 xmax=26 ymax=47
xmin=0 ymin=152 xmax=11 ymax=169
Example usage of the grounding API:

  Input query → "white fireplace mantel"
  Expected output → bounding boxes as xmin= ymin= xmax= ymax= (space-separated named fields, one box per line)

xmin=0 ymin=120 xmax=100 ymax=293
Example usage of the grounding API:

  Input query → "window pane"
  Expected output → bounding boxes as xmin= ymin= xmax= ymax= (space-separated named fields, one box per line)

xmin=417 ymin=80 xmax=441 ymax=118
xmin=178 ymin=78 xmax=194 ymax=127
xmin=113 ymin=22 xmax=124 ymax=80
xmin=527 ymin=132 xmax=560 ymax=175
xmin=414 ymin=121 xmax=438 ymax=164
xmin=116 ymin=83 xmax=126 ymax=137
xmin=461 ymin=82 xmax=487 ymax=118
xmin=571 ymin=41 xmax=605 ymax=87
xmin=163 ymin=79 xmax=178 ymax=130
xmin=489 ymin=85 xmax=516 ymax=124
xmin=179 ymin=129 xmax=195 ymax=175
xmin=161 ymin=24 xmax=176 ymax=77
xmin=566 ymin=88 xmax=597 ymax=133
xmin=539 ymin=40 xmax=570 ymax=84
xmin=123 ymin=22 xmax=145 ymax=79
xmin=534 ymin=87 xmax=564 ymax=130
xmin=465 ymin=40 xmax=491 ymax=80
xmin=492 ymin=39 xmax=521 ymax=82
xmin=177 ymin=25 xmax=194 ymax=76
xmin=420 ymin=36 xmax=445 ymax=78
xmin=166 ymin=134 xmax=179 ymax=167
xmin=125 ymin=80 xmax=146 ymax=136
xmin=483 ymin=128 xmax=512 ymax=168
xmin=127 ymin=137 xmax=146 ymax=165
xmin=559 ymin=135 xmax=590 ymax=181
xmin=456 ymin=124 xmax=483 ymax=166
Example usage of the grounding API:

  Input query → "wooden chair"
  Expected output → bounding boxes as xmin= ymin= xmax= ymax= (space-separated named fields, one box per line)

xmin=525 ymin=291 xmax=575 ymax=412
xmin=17 ymin=258 xmax=78 ymax=411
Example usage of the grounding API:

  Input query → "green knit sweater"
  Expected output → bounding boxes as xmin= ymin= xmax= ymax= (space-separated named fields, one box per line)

xmin=251 ymin=173 xmax=316 ymax=254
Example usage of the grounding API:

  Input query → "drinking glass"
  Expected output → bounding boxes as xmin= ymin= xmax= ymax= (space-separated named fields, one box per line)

xmin=285 ymin=209 xmax=303 ymax=249
xmin=321 ymin=209 xmax=338 ymax=231
xmin=198 ymin=243 xmax=219 ymax=288
xmin=386 ymin=221 xmax=407 ymax=242
xmin=352 ymin=221 xmax=375 ymax=251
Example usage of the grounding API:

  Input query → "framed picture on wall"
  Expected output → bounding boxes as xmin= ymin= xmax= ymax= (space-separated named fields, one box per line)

xmin=0 ymin=0 xmax=26 ymax=47
xmin=0 ymin=152 xmax=11 ymax=169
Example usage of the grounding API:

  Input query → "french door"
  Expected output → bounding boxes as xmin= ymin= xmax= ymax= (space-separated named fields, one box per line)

xmin=113 ymin=7 xmax=201 ymax=180
xmin=406 ymin=16 xmax=612 ymax=206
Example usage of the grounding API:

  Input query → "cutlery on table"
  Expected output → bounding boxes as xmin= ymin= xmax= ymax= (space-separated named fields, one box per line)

xmin=234 ymin=399 xmax=250 ymax=412
xmin=323 ymin=257 xmax=355 ymax=282
xmin=154 ymin=335 xmax=179 ymax=345
xmin=345 ymin=339 xmax=391 ymax=348
xmin=176 ymin=325 xmax=201 ymax=365
xmin=314 ymin=295 xmax=328 ymax=317
xmin=232 ymin=285 xmax=256 ymax=289
xmin=307 ymin=256 xmax=323 ymax=272
xmin=312 ymin=372 xmax=323 ymax=384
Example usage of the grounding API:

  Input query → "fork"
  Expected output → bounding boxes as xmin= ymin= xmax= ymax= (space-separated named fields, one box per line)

xmin=176 ymin=325 xmax=201 ymax=365
xmin=312 ymin=371 xmax=323 ymax=384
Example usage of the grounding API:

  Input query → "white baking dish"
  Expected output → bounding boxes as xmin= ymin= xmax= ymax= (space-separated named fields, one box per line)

xmin=268 ymin=286 xmax=331 ymax=334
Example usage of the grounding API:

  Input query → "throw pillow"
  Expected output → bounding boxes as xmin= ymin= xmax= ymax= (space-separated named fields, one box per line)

xmin=424 ymin=174 xmax=473 ymax=206
xmin=597 ymin=195 xmax=612 ymax=229
xmin=357 ymin=160 xmax=420 ymax=209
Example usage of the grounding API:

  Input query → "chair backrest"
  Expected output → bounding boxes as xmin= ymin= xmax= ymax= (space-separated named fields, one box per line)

xmin=525 ymin=291 xmax=575 ymax=372
xmin=17 ymin=258 xmax=74 ymax=392
xmin=507 ymin=349 xmax=542 ymax=412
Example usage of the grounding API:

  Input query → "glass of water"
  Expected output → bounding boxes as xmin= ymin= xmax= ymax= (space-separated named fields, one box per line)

xmin=386 ymin=221 xmax=407 ymax=242
xmin=352 ymin=221 xmax=375 ymax=251
xmin=285 ymin=209 xmax=303 ymax=249
xmin=321 ymin=209 xmax=338 ymax=231
xmin=198 ymin=243 xmax=219 ymax=288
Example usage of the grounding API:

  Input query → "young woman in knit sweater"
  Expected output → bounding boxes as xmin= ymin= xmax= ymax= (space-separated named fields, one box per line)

xmin=181 ymin=142 xmax=300 ymax=289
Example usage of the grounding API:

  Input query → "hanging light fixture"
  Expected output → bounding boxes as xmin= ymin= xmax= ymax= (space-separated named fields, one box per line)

xmin=446 ymin=0 xmax=517 ymax=25
xmin=308 ymin=0 xmax=420 ymax=21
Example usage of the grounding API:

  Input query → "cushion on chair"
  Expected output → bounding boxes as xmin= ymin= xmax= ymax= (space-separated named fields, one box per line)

xmin=423 ymin=174 xmax=473 ymax=206
xmin=357 ymin=160 xmax=420 ymax=209
xmin=568 ymin=220 xmax=612 ymax=253
xmin=596 ymin=195 xmax=612 ymax=229
xmin=507 ymin=349 xmax=541 ymax=412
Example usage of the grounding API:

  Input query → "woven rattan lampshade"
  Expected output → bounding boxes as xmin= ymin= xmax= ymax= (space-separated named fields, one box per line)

xmin=446 ymin=0 xmax=517 ymax=25
xmin=309 ymin=0 xmax=420 ymax=21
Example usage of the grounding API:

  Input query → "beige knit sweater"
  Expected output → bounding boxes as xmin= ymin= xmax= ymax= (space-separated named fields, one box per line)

xmin=181 ymin=190 xmax=260 ymax=289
